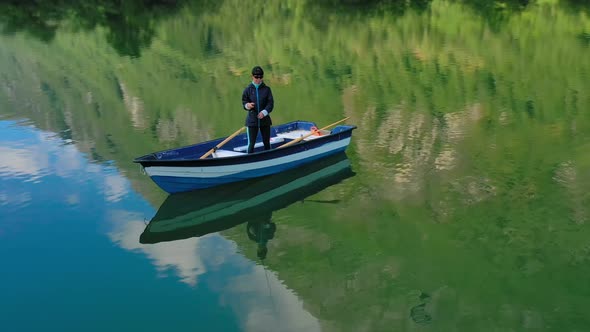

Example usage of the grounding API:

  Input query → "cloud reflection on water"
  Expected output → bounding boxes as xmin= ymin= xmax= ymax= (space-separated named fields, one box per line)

xmin=0 ymin=146 xmax=47 ymax=181
xmin=108 ymin=212 xmax=208 ymax=286
xmin=108 ymin=210 xmax=322 ymax=332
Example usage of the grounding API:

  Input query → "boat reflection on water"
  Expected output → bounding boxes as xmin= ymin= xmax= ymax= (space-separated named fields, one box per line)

xmin=140 ymin=152 xmax=355 ymax=257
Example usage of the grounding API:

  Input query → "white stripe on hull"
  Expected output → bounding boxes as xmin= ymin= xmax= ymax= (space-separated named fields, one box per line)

xmin=145 ymin=139 xmax=350 ymax=178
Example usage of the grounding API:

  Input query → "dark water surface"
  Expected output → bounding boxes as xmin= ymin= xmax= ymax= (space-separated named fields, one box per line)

xmin=1 ymin=1 xmax=589 ymax=331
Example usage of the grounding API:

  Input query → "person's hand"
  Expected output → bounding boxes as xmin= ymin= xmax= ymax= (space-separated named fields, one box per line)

xmin=257 ymin=111 xmax=265 ymax=119
xmin=246 ymin=102 xmax=255 ymax=110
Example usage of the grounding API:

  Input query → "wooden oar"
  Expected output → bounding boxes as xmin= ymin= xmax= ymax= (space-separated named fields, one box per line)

xmin=200 ymin=126 xmax=246 ymax=159
xmin=278 ymin=117 xmax=350 ymax=149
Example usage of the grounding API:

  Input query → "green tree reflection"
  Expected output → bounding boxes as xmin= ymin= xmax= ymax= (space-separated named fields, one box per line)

xmin=0 ymin=0 xmax=189 ymax=57
xmin=456 ymin=0 xmax=531 ymax=31
xmin=309 ymin=0 xmax=432 ymax=15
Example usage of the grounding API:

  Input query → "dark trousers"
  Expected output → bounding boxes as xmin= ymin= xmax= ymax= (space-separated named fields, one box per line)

xmin=247 ymin=125 xmax=271 ymax=153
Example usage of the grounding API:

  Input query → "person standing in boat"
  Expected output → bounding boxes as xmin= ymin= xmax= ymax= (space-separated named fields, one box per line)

xmin=242 ymin=66 xmax=274 ymax=153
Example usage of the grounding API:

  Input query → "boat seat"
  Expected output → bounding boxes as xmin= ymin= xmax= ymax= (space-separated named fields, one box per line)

xmin=212 ymin=149 xmax=246 ymax=158
xmin=276 ymin=130 xmax=329 ymax=140
xmin=233 ymin=137 xmax=285 ymax=152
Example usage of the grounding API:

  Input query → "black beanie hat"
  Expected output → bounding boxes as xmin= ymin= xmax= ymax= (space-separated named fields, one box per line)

xmin=252 ymin=66 xmax=264 ymax=76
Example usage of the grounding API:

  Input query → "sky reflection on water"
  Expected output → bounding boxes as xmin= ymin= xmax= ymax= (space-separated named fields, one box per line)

xmin=0 ymin=120 xmax=319 ymax=332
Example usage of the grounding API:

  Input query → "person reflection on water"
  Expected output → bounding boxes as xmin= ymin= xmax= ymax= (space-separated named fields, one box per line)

xmin=242 ymin=66 xmax=274 ymax=154
xmin=246 ymin=213 xmax=276 ymax=260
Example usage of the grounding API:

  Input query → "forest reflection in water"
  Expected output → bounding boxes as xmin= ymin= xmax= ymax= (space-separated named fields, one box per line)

xmin=3 ymin=0 xmax=586 ymax=57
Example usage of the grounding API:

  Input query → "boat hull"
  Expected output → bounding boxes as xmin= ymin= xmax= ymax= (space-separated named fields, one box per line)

xmin=135 ymin=121 xmax=356 ymax=194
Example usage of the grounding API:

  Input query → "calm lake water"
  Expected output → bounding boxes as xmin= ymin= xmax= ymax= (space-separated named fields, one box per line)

xmin=1 ymin=1 xmax=589 ymax=331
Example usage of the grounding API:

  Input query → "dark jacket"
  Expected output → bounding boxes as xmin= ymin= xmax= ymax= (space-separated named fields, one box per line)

xmin=241 ymin=82 xmax=274 ymax=127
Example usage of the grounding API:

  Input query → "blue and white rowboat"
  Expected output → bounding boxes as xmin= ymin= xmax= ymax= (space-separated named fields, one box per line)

xmin=134 ymin=119 xmax=356 ymax=194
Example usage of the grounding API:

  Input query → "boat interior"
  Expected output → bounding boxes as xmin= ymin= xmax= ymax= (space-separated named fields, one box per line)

xmin=212 ymin=122 xmax=330 ymax=157
xmin=138 ymin=121 xmax=352 ymax=161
